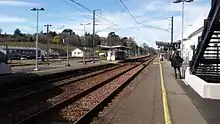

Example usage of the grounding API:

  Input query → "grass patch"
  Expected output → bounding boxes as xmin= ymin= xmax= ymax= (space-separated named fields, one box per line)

xmin=1 ymin=41 xmax=77 ymax=52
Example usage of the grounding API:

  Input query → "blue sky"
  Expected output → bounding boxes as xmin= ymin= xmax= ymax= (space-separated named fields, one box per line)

xmin=0 ymin=0 xmax=210 ymax=47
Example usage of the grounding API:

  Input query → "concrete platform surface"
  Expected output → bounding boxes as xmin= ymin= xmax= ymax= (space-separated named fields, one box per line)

xmin=95 ymin=58 xmax=207 ymax=124
xmin=163 ymin=60 xmax=207 ymax=124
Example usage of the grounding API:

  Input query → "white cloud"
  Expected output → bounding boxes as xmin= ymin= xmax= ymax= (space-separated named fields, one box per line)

xmin=19 ymin=26 xmax=35 ymax=33
xmin=0 ymin=0 xmax=38 ymax=6
xmin=37 ymin=0 xmax=211 ymax=48
xmin=0 ymin=15 xmax=26 ymax=23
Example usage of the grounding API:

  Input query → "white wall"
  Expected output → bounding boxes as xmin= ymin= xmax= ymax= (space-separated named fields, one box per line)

xmin=71 ymin=48 xmax=83 ymax=57
xmin=183 ymin=33 xmax=201 ymax=62
xmin=182 ymin=16 xmax=205 ymax=64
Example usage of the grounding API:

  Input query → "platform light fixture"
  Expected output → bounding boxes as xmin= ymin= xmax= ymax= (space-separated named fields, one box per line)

xmin=80 ymin=22 xmax=91 ymax=64
xmin=31 ymin=8 xmax=45 ymax=71
xmin=173 ymin=0 xmax=193 ymax=77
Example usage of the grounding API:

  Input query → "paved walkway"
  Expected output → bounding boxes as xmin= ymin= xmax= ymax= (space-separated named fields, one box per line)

xmin=163 ymin=60 xmax=206 ymax=124
xmin=97 ymin=58 xmax=207 ymax=124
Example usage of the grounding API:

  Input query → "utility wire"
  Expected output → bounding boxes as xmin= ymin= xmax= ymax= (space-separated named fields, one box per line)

xmin=61 ymin=0 xmax=93 ymax=21
xmin=118 ymin=0 xmax=171 ymax=33
xmin=69 ymin=0 xmax=91 ymax=12
xmin=96 ymin=25 xmax=117 ymax=33
xmin=52 ymin=25 xmax=65 ymax=32
xmin=117 ymin=0 xmax=137 ymax=29
xmin=119 ymin=0 xmax=140 ymax=24
xmin=68 ymin=0 xmax=117 ymax=26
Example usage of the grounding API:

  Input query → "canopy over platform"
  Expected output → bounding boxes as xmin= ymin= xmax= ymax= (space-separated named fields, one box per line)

xmin=156 ymin=41 xmax=172 ymax=47
xmin=99 ymin=45 xmax=131 ymax=50
xmin=155 ymin=41 xmax=181 ymax=47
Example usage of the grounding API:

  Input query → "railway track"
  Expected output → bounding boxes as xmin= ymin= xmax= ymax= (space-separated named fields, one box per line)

xmin=43 ymin=56 xmax=155 ymax=124
xmin=0 ymin=64 xmax=122 ymax=104
xmin=0 ymin=64 xmax=115 ymax=92
xmin=0 ymin=64 xmax=130 ymax=123
xmin=0 ymin=56 xmax=153 ymax=124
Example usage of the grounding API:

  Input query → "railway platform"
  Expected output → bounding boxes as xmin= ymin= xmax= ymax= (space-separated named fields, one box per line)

xmin=95 ymin=58 xmax=207 ymax=124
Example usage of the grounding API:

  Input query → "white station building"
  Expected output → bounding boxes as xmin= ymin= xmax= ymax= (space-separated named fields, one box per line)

xmin=181 ymin=15 xmax=220 ymax=100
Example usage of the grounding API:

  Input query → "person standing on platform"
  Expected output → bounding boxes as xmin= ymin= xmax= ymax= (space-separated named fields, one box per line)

xmin=171 ymin=51 xmax=183 ymax=79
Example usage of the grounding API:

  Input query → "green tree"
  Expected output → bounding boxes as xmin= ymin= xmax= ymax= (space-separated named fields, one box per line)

xmin=67 ymin=34 xmax=82 ymax=46
xmin=38 ymin=31 xmax=46 ymax=43
xmin=84 ymin=33 xmax=100 ymax=48
xmin=49 ymin=31 xmax=57 ymax=37
xmin=107 ymin=32 xmax=122 ymax=46
xmin=121 ymin=37 xmax=128 ymax=46
xmin=62 ymin=29 xmax=74 ymax=35
xmin=52 ymin=36 xmax=60 ymax=44
xmin=14 ymin=28 xmax=21 ymax=36
xmin=142 ymin=43 xmax=148 ymax=54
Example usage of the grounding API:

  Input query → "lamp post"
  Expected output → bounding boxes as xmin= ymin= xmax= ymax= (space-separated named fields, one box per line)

xmin=80 ymin=23 xmax=91 ymax=64
xmin=66 ymin=32 xmax=71 ymax=67
xmin=92 ymin=9 xmax=102 ymax=63
xmin=174 ymin=0 xmax=193 ymax=77
xmin=173 ymin=0 xmax=193 ymax=57
xmin=31 ymin=8 xmax=45 ymax=71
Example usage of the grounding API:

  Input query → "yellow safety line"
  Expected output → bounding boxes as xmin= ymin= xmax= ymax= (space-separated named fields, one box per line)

xmin=159 ymin=62 xmax=172 ymax=124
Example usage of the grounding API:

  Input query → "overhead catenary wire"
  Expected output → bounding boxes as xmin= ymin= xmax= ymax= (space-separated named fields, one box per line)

xmin=119 ymin=0 xmax=140 ymax=24
xmin=117 ymin=0 xmax=137 ymax=29
xmin=118 ymin=0 xmax=171 ymax=33
xmin=61 ymin=0 xmax=93 ymax=21
xmin=96 ymin=25 xmax=117 ymax=33
xmin=52 ymin=25 xmax=65 ymax=32
xmin=68 ymin=0 xmax=117 ymax=26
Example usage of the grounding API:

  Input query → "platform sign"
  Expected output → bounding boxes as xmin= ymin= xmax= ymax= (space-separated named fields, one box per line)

xmin=174 ymin=43 xmax=180 ymax=49
xmin=63 ymin=39 xmax=69 ymax=44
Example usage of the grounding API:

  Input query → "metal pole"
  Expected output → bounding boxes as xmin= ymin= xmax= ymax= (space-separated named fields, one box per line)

xmin=83 ymin=25 xmax=86 ymax=64
xmin=110 ymin=34 xmax=111 ymax=47
xmin=92 ymin=10 xmax=95 ymax=63
xmin=181 ymin=1 xmax=184 ymax=58
xmin=45 ymin=24 xmax=51 ymax=65
xmin=109 ymin=34 xmax=112 ymax=61
xmin=181 ymin=1 xmax=185 ymax=76
xmin=46 ymin=25 xmax=49 ymax=65
xmin=67 ymin=36 xmax=70 ymax=66
xmin=5 ymin=45 xmax=8 ymax=64
xmin=170 ymin=16 xmax=174 ymax=57
xmin=34 ymin=10 xmax=39 ymax=71
xmin=171 ymin=17 xmax=174 ymax=44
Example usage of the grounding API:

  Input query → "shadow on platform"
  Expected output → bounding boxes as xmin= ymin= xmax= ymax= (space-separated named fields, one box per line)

xmin=177 ymin=79 xmax=220 ymax=124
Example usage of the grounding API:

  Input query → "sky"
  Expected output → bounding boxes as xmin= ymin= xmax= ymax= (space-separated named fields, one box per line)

xmin=0 ymin=0 xmax=211 ymax=48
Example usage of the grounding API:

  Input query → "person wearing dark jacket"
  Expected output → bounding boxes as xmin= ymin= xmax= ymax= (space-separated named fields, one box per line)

xmin=171 ymin=51 xmax=183 ymax=79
